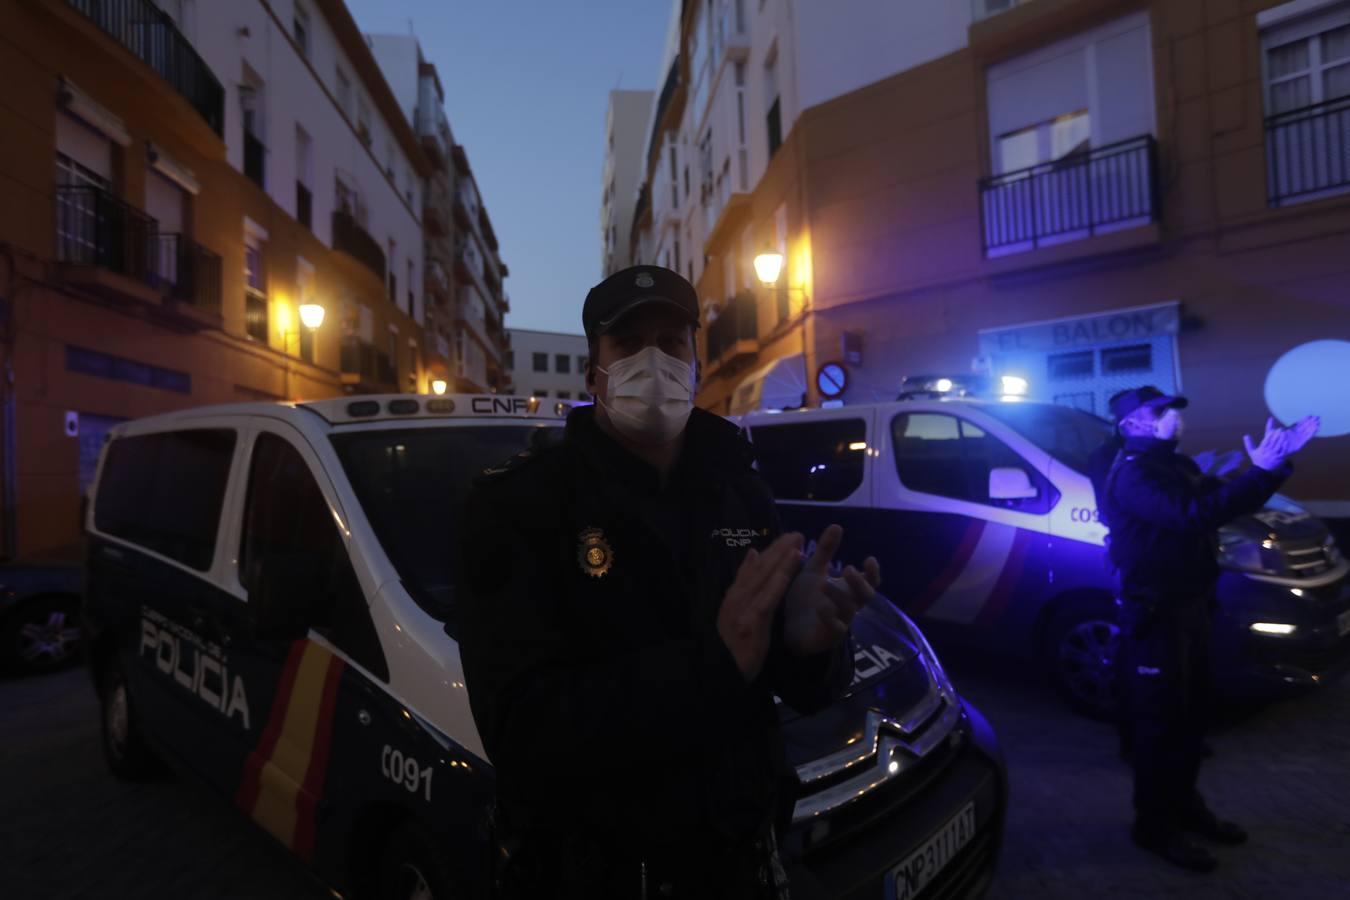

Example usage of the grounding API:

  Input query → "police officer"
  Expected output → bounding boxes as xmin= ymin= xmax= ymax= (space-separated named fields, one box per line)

xmin=1100 ymin=386 xmax=1319 ymax=872
xmin=457 ymin=265 xmax=880 ymax=898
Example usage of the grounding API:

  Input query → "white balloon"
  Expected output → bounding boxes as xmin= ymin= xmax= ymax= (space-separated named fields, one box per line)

xmin=1264 ymin=340 xmax=1350 ymax=438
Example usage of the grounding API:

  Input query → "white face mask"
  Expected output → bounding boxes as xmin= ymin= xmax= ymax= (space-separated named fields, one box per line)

xmin=597 ymin=346 xmax=695 ymax=445
xmin=1155 ymin=408 xmax=1184 ymax=441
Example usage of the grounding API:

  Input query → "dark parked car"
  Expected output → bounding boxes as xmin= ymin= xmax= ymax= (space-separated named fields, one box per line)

xmin=1 ymin=550 xmax=84 ymax=675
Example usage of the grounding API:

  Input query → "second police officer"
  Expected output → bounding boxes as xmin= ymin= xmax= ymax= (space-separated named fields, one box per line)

xmin=1099 ymin=386 xmax=1319 ymax=872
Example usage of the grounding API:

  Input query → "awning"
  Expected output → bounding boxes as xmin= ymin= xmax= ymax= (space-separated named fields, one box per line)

xmin=729 ymin=353 xmax=807 ymax=416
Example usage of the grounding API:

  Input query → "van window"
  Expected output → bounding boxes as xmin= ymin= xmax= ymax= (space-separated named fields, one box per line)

xmin=94 ymin=430 xmax=236 ymax=571
xmin=749 ymin=418 xmax=867 ymax=502
xmin=891 ymin=412 xmax=1054 ymax=512
xmin=240 ymin=433 xmax=386 ymax=678
xmin=331 ymin=425 xmax=563 ymax=626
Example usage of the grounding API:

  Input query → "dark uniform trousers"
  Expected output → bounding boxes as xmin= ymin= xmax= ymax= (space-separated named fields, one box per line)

xmin=1117 ymin=591 xmax=1214 ymax=832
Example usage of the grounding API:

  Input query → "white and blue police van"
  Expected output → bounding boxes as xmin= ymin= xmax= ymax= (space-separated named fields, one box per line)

xmin=82 ymin=394 xmax=1006 ymax=900
xmin=742 ymin=376 xmax=1350 ymax=717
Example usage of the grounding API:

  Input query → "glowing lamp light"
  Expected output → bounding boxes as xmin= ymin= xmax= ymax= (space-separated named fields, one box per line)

xmin=299 ymin=303 xmax=326 ymax=330
xmin=887 ymin=760 xmax=900 ymax=775
xmin=1250 ymin=622 xmax=1297 ymax=636
xmin=753 ymin=251 xmax=785 ymax=286
xmin=431 ymin=379 xmax=448 ymax=396
xmin=1000 ymin=375 xmax=1029 ymax=396
xmin=935 ymin=378 xmax=954 ymax=393
xmin=848 ymin=442 xmax=868 ymax=451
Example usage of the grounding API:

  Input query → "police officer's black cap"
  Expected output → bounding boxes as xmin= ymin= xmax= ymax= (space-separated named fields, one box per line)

xmin=582 ymin=266 xmax=699 ymax=342
xmin=1109 ymin=385 xmax=1189 ymax=424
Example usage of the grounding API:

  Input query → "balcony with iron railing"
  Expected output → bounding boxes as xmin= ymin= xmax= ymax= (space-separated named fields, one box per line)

xmin=705 ymin=291 xmax=759 ymax=376
xmin=454 ymin=240 xmax=481 ymax=285
xmin=244 ymin=131 xmax=265 ymax=188
xmin=415 ymin=103 xmax=452 ymax=170
xmin=332 ymin=209 xmax=386 ymax=282
xmin=1266 ymin=96 xmax=1350 ymax=208
xmin=340 ymin=338 xmax=398 ymax=391
xmin=425 ymin=257 xmax=450 ymax=299
xmin=55 ymin=183 xmax=158 ymax=293
xmin=155 ymin=233 xmax=221 ymax=317
xmin=978 ymin=134 xmax=1159 ymax=258
xmin=64 ymin=0 xmax=224 ymax=135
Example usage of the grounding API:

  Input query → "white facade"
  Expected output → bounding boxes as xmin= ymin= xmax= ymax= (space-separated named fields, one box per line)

xmin=181 ymin=0 xmax=425 ymax=324
xmin=634 ymin=0 xmax=975 ymax=294
xmin=601 ymin=90 xmax=654 ymax=275
xmin=506 ymin=330 xmax=591 ymax=399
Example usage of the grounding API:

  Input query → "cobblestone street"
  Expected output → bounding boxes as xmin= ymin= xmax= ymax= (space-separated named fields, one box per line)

xmin=3 ymin=656 xmax=1348 ymax=899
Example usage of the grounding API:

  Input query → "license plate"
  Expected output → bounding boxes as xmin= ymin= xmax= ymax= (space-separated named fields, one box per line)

xmin=1337 ymin=609 xmax=1350 ymax=638
xmin=889 ymin=803 xmax=977 ymax=900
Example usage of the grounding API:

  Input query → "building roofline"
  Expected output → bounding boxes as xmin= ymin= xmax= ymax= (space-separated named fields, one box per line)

xmin=315 ymin=0 xmax=431 ymax=177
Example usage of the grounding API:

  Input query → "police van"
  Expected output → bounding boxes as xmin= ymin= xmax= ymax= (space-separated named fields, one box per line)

xmin=741 ymin=378 xmax=1350 ymax=717
xmin=82 ymin=394 xmax=1006 ymax=900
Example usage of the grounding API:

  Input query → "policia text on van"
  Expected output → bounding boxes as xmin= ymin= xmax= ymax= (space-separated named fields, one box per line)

xmin=82 ymin=394 xmax=1007 ymax=900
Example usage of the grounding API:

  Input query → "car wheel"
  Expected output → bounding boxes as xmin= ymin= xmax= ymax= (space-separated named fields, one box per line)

xmin=1047 ymin=598 xmax=1123 ymax=720
xmin=99 ymin=657 xmax=160 ymax=780
xmin=376 ymin=822 xmax=455 ymax=900
xmin=4 ymin=596 xmax=83 ymax=675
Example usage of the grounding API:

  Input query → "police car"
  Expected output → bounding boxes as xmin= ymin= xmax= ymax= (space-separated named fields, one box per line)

xmin=82 ymin=394 xmax=1006 ymax=900
xmin=741 ymin=378 xmax=1350 ymax=717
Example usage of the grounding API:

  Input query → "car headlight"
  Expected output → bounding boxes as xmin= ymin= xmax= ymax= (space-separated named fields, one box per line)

xmin=895 ymin=608 xmax=956 ymax=698
xmin=1217 ymin=531 xmax=1283 ymax=575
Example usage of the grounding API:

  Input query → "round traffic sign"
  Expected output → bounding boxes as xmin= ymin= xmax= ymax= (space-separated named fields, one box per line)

xmin=817 ymin=362 xmax=848 ymax=399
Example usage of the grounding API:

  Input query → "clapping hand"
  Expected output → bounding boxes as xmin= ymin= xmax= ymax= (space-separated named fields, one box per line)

xmin=1244 ymin=416 xmax=1320 ymax=471
xmin=783 ymin=525 xmax=881 ymax=658
xmin=1283 ymin=416 xmax=1321 ymax=454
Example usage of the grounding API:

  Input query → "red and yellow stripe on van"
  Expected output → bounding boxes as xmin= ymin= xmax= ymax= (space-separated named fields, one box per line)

xmin=234 ymin=640 xmax=346 ymax=863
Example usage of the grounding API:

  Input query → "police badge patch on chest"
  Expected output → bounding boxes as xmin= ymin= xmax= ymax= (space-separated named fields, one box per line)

xmin=577 ymin=527 xmax=614 ymax=578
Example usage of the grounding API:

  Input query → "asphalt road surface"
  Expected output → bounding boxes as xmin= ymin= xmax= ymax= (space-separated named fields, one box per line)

xmin=3 ymin=655 xmax=1348 ymax=899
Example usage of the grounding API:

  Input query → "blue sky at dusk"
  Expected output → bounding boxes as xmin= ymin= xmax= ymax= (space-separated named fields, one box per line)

xmin=346 ymin=0 xmax=671 ymax=335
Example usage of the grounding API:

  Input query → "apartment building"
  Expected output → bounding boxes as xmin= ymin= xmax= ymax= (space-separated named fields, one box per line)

xmin=367 ymin=33 xmax=513 ymax=394
xmin=0 ymin=0 xmax=431 ymax=558
xmin=601 ymin=89 xmax=655 ymax=275
xmin=504 ymin=329 xmax=591 ymax=400
xmin=629 ymin=0 xmax=1350 ymax=510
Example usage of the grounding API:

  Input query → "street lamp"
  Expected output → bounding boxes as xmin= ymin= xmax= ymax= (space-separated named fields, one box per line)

xmin=299 ymin=302 xmax=326 ymax=330
xmin=753 ymin=248 xmax=818 ymax=407
xmin=282 ymin=301 xmax=326 ymax=401
xmin=431 ymin=378 xmax=448 ymax=395
xmin=753 ymin=251 xmax=785 ymax=287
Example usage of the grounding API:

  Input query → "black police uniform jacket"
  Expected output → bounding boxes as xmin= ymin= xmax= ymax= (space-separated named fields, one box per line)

xmin=457 ymin=404 xmax=853 ymax=860
xmin=1103 ymin=436 xmax=1290 ymax=597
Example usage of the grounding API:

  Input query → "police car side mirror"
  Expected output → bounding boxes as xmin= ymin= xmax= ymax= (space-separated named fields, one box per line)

xmin=988 ymin=467 xmax=1038 ymax=501
xmin=249 ymin=553 xmax=318 ymax=641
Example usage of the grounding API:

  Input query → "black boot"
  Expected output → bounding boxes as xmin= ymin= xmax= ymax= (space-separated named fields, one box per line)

xmin=1131 ymin=824 xmax=1219 ymax=873
xmin=1183 ymin=809 xmax=1247 ymax=845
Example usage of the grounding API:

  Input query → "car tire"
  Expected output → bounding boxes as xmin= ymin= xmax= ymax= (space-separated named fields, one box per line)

xmin=3 ymin=595 xmax=83 ymax=675
xmin=375 ymin=822 xmax=456 ymax=900
xmin=1046 ymin=595 xmax=1123 ymax=720
xmin=99 ymin=657 xmax=160 ymax=781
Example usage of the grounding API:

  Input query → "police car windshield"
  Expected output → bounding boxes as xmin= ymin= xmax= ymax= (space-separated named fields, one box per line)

xmin=331 ymin=424 xmax=562 ymax=622
xmin=978 ymin=403 xmax=1113 ymax=474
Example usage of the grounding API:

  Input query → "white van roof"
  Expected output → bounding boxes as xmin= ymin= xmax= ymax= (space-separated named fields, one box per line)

xmin=109 ymin=393 xmax=575 ymax=436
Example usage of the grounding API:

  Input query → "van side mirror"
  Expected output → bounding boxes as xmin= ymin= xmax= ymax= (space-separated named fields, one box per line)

xmin=249 ymin=553 xmax=318 ymax=640
xmin=989 ymin=467 xmax=1038 ymax=501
